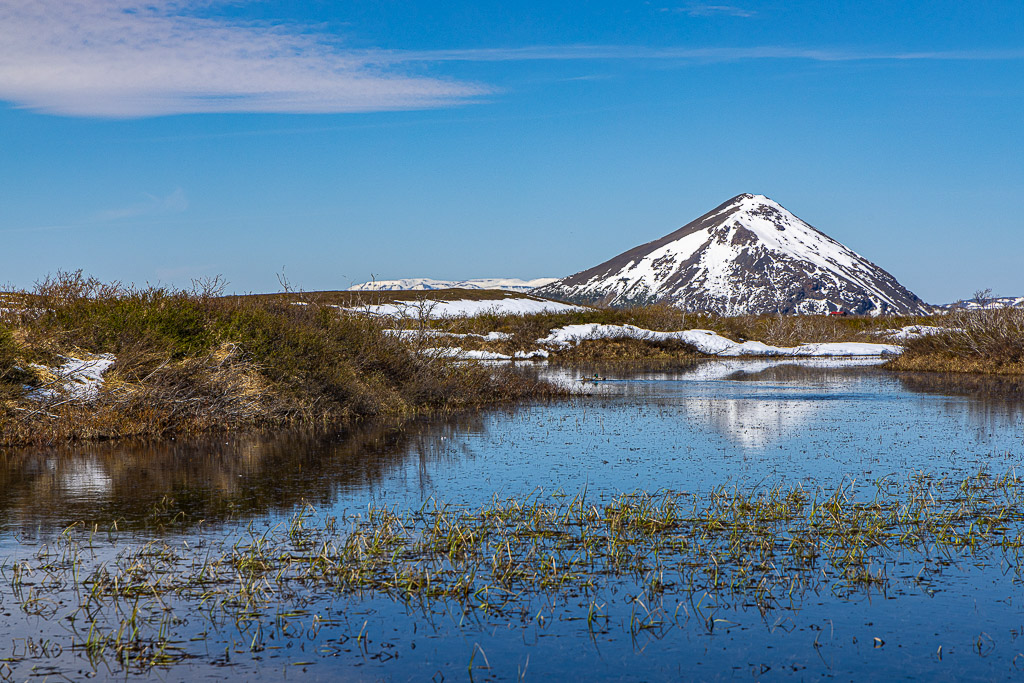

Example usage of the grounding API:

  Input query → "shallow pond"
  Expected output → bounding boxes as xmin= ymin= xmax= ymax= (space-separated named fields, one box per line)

xmin=2 ymin=359 xmax=1024 ymax=680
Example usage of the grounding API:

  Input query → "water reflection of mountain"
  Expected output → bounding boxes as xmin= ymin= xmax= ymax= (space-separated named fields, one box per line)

xmin=678 ymin=396 xmax=825 ymax=450
xmin=0 ymin=413 xmax=492 ymax=533
xmin=642 ymin=360 xmax=887 ymax=450
xmin=673 ymin=364 xmax=1024 ymax=451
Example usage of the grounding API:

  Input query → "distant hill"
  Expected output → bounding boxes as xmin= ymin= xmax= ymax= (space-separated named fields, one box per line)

xmin=349 ymin=277 xmax=557 ymax=293
xmin=938 ymin=296 xmax=1024 ymax=311
xmin=533 ymin=193 xmax=930 ymax=316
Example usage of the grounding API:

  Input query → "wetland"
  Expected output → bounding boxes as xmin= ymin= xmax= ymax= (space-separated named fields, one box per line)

xmin=2 ymin=359 xmax=1024 ymax=680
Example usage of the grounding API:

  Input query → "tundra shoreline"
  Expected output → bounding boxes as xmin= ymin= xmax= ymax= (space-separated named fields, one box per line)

xmin=3 ymin=276 xmax=1021 ymax=446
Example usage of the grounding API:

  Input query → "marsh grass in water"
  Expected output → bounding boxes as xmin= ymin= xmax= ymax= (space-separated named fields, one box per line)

xmin=4 ymin=472 xmax=1024 ymax=675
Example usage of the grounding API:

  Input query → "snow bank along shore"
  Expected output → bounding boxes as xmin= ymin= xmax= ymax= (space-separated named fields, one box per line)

xmin=391 ymin=323 xmax=915 ymax=361
xmin=538 ymin=324 xmax=902 ymax=357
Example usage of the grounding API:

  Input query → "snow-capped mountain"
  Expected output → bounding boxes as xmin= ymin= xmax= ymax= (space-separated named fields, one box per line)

xmin=533 ymin=194 xmax=930 ymax=316
xmin=349 ymin=277 xmax=557 ymax=293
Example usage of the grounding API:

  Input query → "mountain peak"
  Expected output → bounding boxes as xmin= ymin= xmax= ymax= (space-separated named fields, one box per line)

xmin=732 ymin=192 xmax=769 ymax=203
xmin=533 ymin=194 xmax=929 ymax=316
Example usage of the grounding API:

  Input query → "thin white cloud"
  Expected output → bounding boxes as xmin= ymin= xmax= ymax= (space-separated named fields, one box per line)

xmin=662 ymin=5 xmax=756 ymax=18
xmin=0 ymin=0 xmax=485 ymax=117
xmin=371 ymin=45 xmax=1024 ymax=64
xmin=1 ymin=1 xmax=1020 ymax=119
xmin=92 ymin=188 xmax=189 ymax=222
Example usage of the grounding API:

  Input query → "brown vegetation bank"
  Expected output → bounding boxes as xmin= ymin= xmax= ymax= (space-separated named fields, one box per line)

xmin=887 ymin=308 xmax=1024 ymax=375
xmin=0 ymin=274 xmax=560 ymax=446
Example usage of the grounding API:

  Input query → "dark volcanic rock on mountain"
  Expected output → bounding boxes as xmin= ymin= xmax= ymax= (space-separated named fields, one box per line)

xmin=533 ymin=194 xmax=930 ymax=316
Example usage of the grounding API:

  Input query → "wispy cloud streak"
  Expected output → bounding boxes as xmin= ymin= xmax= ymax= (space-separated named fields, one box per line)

xmin=0 ymin=0 xmax=485 ymax=117
xmin=368 ymin=45 xmax=1024 ymax=64
xmin=1 ymin=1 xmax=1020 ymax=119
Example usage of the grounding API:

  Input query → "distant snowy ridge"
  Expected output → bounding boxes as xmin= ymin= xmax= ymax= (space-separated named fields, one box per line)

xmin=533 ymin=193 xmax=930 ymax=316
xmin=348 ymin=297 xmax=586 ymax=318
xmin=349 ymin=277 xmax=558 ymax=293
xmin=938 ymin=296 xmax=1024 ymax=311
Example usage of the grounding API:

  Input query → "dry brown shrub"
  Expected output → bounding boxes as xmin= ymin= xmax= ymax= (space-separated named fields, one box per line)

xmin=896 ymin=309 xmax=1024 ymax=373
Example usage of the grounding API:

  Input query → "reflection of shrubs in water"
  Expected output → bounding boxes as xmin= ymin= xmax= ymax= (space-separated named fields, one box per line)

xmin=0 ymin=415 xmax=490 ymax=530
xmin=8 ymin=472 xmax=1024 ymax=674
xmin=0 ymin=271 xmax=559 ymax=445
xmin=895 ymin=370 xmax=1024 ymax=401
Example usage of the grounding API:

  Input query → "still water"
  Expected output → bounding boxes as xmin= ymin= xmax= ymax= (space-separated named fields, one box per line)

xmin=2 ymin=359 xmax=1024 ymax=680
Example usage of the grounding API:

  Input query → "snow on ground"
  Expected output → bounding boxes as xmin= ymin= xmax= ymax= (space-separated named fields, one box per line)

xmin=422 ymin=347 xmax=549 ymax=361
xmin=877 ymin=325 xmax=948 ymax=341
xmin=385 ymin=329 xmax=513 ymax=341
xmin=537 ymin=324 xmax=902 ymax=357
xmin=351 ymin=298 xmax=586 ymax=319
xmin=29 ymin=354 xmax=116 ymax=401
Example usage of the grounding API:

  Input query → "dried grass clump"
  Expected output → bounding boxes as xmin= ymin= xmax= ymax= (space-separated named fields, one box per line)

xmin=892 ymin=309 xmax=1024 ymax=374
xmin=548 ymin=337 xmax=701 ymax=363
xmin=0 ymin=272 xmax=561 ymax=445
xmin=1 ymin=324 xmax=32 ymax=403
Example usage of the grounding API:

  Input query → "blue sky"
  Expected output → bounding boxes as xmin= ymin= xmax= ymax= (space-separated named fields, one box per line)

xmin=1 ymin=0 xmax=1022 ymax=303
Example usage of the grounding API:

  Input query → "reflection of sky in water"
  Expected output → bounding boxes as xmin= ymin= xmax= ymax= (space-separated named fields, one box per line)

xmin=57 ymin=458 xmax=113 ymax=498
xmin=3 ymin=359 xmax=1024 ymax=530
xmin=346 ymin=359 xmax=1024 ymax=513
xmin=4 ymin=359 xmax=1024 ymax=683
